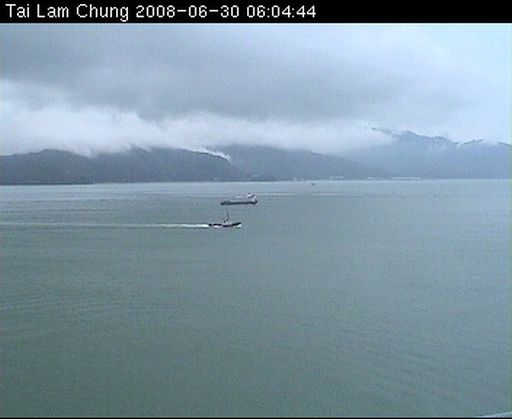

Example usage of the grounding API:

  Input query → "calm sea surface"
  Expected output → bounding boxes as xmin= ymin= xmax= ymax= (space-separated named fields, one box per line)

xmin=0 ymin=180 xmax=510 ymax=417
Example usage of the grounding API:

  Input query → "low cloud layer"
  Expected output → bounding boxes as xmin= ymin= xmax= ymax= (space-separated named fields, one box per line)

xmin=1 ymin=24 xmax=510 ymax=156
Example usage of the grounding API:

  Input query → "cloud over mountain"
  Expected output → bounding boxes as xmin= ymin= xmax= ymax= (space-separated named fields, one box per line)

xmin=1 ymin=24 xmax=510 ymax=156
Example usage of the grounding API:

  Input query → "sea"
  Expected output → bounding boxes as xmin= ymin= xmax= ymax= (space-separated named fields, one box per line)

xmin=0 ymin=179 xmax=510 ymax=417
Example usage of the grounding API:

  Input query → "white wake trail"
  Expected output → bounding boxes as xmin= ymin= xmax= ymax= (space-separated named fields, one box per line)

xmin=0 ymin=222 xmax=211 ymax=229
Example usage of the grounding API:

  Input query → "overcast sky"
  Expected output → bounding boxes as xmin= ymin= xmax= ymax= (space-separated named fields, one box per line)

xmin=1 ymin=23 xmax=510 ymax=156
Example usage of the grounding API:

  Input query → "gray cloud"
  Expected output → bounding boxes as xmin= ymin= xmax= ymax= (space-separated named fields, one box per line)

xmin=1 ymin=24 xmax=510 ymax=155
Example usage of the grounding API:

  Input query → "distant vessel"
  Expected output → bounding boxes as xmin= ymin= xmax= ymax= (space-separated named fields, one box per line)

xmin=220 ymin=193 xmax=258 ymax=206
xmin=208 ymin=212 xmax=241 ymax=228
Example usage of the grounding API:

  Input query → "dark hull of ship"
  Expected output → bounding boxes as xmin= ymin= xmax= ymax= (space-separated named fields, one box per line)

xmin=208 ymin=222 xmax=242 ymax=228
xmin=220 ymin=200 xmax=258 ymax=205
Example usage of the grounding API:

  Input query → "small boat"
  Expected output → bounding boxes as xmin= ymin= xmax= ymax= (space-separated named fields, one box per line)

xmin=220 ymin=193 xmax=258 ymax=206
xmin=208 ymin=212 xmax=241 ymax=228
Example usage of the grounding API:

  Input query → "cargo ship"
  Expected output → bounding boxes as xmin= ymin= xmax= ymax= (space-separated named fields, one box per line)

xmin=220 ymin=193 xmax=258 ymax=206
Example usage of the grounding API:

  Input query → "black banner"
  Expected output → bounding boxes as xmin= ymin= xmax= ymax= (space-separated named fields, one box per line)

xmin=1 ymin=0 xmax=511 ymax=23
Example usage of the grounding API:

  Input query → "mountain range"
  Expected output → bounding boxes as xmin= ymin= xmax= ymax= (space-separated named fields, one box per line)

xmin=344 ymin=130 xmax=511 ymax=179
xmin=0 ymin=131 xmax=509 ymax=185
xmin=0 ymin=148 xmax=244 ymax=185
xmin=214 ymin=145 xmax=389 ymax=180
